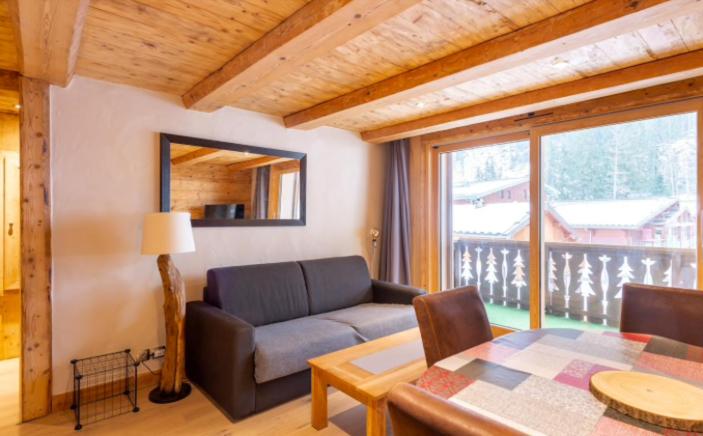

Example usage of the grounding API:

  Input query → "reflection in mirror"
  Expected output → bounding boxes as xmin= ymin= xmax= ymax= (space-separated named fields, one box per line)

xmin=161 ymin=134 xmax=306 ymax=226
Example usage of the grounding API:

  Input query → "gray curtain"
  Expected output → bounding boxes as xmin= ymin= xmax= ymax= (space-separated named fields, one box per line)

xmin=254 ymin=166 xmax=271 ymax=219
xmin=379 ymin=139 xmax=411 ymax=284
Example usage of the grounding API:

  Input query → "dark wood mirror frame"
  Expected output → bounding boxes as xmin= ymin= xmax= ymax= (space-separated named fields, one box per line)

xmin=160 ymin=133 xmax=307 ymax=227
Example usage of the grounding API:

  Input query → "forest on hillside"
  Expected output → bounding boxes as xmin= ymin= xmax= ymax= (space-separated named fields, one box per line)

xmin=452 ymin=112 xmax=697 ymax=202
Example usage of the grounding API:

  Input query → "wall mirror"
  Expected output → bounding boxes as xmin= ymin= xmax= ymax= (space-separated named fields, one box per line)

xmin=160 ymin=133 xmax=306 ymax=227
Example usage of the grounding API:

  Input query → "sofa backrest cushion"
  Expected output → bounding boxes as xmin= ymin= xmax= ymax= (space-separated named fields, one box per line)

xmin=205 ymin=262 xmax=309 ymax=326
xmin=299 ymin=256 xmax=372 ymax=314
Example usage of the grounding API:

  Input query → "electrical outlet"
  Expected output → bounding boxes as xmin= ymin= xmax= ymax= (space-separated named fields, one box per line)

xmin=137 ymin=346 xmax=166 ymax=363
xmin=151 ymin=346 xmax=166 ymax=359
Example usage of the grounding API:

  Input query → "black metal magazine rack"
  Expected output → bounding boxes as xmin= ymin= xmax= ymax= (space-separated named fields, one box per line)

xmin=71 ymin=349 xmax=139 ymax=430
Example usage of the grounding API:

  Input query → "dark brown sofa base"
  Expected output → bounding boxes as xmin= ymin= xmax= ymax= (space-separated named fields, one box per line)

xmin=186 ymin=256 xmax=425 ymax=421
xmin=255 ymin=370 xmax=311 ymax=413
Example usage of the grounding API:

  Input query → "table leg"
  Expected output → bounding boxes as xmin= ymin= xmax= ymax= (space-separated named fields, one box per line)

xmin=311 ymin=368 xmax=328 ymax=430
xmin=366 ymin=399 xmax=387 ymax=436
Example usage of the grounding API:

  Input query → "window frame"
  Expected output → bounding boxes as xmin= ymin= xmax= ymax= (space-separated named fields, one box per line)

xmin=430 ymin=98 xmax=703 ymax=331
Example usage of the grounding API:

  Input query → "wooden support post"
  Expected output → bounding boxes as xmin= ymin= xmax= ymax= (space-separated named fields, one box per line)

xmin=19 ymin=76 xmax=52 ymax=421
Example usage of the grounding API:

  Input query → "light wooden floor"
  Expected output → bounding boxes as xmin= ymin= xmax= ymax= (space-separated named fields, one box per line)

xmin=0 ymin=382 xmax=372 ymax=436
xmin=0 ymin=358 xmax=20 ymax=428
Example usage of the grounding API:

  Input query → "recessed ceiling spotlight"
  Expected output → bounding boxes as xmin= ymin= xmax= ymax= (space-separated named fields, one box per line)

xmin=415 ymin=101 xmax=426 ymax=109
xmin=14 ymin=103 xmax=21 ymax=110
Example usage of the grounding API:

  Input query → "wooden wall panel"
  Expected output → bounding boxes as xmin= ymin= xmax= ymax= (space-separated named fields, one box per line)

xmin=0 ymin=1 xmax=18 ymax=72
xmin=19 ymin=76 xmax=52 ymax=421
xmin=408 ymin=136 xmax=439 ymax=291
xmin=170 ymin=164 xmax=253 ymax=219
xmin=1 ymin=289 xmax=20 ymax=359
xmin=0 ymin=113 xmax=18 ymax=151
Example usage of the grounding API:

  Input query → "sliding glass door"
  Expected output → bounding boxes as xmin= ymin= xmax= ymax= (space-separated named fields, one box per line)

xmin=539 ymin=108 xmax=699 ymax=331
xmin=437 ymin=100 xmax=702 ymax=331
xmin=439 ymin=135 xmax=531 ymax=330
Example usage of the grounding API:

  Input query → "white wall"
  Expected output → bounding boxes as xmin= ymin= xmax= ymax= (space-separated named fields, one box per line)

xmin=50 ymin=77 xmax=385 ymax=394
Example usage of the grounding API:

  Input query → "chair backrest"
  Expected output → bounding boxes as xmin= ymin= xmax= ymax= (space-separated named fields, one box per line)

xmin=387 ymin=383 xmax=523 ymax=436
xmin=298 ymin=255 xmax=373 ymax=314
xmin=621 ymin=283 xmax=703 ymax=347
xmin=205 ymin=261 xmax=309 ymax=326
xmin=413 ymin=286 xmax=493 ymax=367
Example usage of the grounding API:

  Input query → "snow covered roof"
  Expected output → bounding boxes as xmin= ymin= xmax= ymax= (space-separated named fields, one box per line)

xmin=551 ymin=198 xmax=678 ymax=229
xmin=453 ymin=202 xmax=529 ymax=237
xmin=453 ymin=177 xmax=528 ymax=200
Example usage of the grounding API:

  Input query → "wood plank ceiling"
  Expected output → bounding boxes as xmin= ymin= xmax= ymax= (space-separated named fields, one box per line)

xmin=1 ymin=0 xmax=703 ymax=140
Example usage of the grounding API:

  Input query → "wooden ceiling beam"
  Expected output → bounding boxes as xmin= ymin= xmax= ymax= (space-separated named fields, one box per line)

xmin=182 ymin=0 xmax=423 ymax=112
xmin=6 ymin=0 xmax=90 ymax=86
xmin=284 ymin=0 xmax=703 ymax=130
xmin=228 ymin=156 xmax=289 ymax=172
xmin=420 ymin=75 xmax=703 ymax=147
xmin=171 ymin=148 xmax=227 ymax=166
xmin=361 ymin=49 xmax=703 ymax=143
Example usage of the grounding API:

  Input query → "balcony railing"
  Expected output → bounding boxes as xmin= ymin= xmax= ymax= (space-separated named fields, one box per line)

xmin=450 ymin=238 xmax=696 ymax=327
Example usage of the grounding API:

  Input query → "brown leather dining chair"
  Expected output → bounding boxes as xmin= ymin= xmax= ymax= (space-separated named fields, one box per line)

xmin=621 ymin=283 xmax=703 ymax=347
xmin=387 ymin=383 xmax=523 ymax=436
xmin=413 ymin=286 xmax=493 ymax=367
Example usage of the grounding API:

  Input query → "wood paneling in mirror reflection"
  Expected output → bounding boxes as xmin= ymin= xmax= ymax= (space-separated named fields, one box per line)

xmin=171 ymin=163 xmax=253 ymax=220
xmin=168 ymin=143 xmax=302 ymax=221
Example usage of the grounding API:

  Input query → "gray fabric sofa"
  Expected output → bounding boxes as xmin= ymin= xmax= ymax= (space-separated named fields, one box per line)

xmin=185 ymin=255 xmax=425 ymax=420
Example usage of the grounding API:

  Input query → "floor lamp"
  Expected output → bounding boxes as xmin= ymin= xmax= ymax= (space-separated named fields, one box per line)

xmin=141 ymin=212 xmax=195 ymax=403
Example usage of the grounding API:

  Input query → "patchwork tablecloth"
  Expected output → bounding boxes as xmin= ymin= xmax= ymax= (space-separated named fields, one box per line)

xmin=416 ymin=328 xmax=703 ymax=435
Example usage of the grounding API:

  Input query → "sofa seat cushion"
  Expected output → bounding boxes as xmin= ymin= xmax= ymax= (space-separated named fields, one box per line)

xmin=254 ymin=317 xmax=363 ymax=383
xmin=314 ymin=303 xmax=418 ymax=341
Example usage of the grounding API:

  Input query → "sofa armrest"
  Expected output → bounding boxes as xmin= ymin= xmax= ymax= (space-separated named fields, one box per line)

xmin=372 ymin=279 xmax=426 ymax=305
xmin=186 ymin=301 xmax=256 ymax=420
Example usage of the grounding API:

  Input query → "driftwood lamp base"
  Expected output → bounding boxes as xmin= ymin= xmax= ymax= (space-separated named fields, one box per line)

xmin=149 ymin=383 xmax=192 ymax=404
xmin=149 ymin=254 xmax=191 ymax=404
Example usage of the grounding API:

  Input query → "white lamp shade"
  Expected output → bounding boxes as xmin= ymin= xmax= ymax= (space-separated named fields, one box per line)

xmin=141 ymin=212 xmax=195 ymax=255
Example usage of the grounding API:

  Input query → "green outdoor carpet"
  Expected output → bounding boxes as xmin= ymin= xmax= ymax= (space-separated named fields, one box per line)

xmin=484 ymin=303 xmax=616 ymax=332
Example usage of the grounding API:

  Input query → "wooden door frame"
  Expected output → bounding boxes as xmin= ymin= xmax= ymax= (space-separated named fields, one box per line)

xmin=420 ymin=97 xmax=703 ymax=332
xmin=18 ymin=76 xmax=52 ymax=421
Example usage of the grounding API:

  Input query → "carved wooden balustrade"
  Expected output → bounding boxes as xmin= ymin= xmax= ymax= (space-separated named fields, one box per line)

xmin=451 ymin=238 xmax=696 ymax=327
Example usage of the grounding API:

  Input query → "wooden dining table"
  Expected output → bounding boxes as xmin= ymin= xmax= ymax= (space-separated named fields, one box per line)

xmin=415 ymin=328 xmax=703 ymax=435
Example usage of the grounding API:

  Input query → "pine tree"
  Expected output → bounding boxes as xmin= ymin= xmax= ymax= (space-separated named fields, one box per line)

xmin=475 ymin=247 xmax=483 ymax=291
xmin=485 ymin=248 xmax=498 ymax=303
xmin=616 ymin=256 xmax=634 ymax=299
xmin=577 ymin=254 xmax=595 ymax=321
xmin=642 ymin=258 xmax=656 ymax=285
xmin=511 ymin=250 xmax=526 ymax=309
xmin=562 ymin=252 xmax=573 ymax=317
xmin=663 ymin=259 xmax=673 ymax=287
xmin=691 ymin=262 xmax=697 ymax=288
xmin=500 ymin=249 xmax=509 ymax=306
xmin=460 ymin=248 xmax=473 ymax=286
xmin=547 ymin=252 xmax=558 ymax=308
xmin=598 ymin=255 xmax=611 ymax=325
